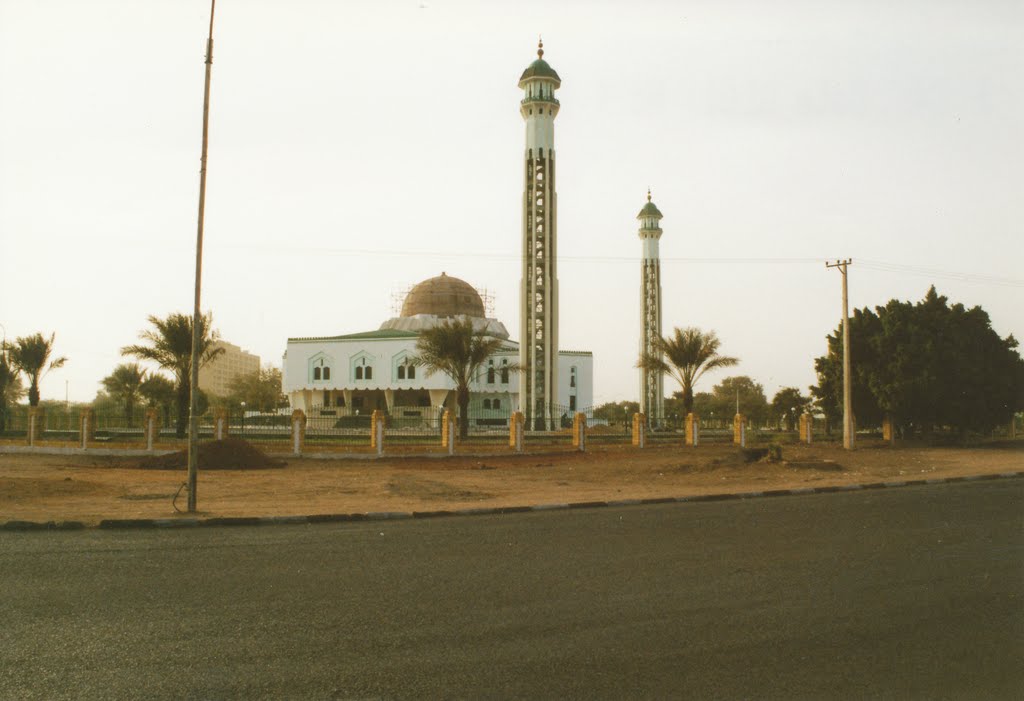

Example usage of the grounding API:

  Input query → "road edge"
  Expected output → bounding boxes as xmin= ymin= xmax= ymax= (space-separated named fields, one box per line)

xmin=3 ymin=471 xmax=1022 ymax=532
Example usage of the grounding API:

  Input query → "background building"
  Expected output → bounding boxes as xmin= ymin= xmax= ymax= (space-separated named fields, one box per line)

xmin=198 ymin=341 xmax=260 ymax=397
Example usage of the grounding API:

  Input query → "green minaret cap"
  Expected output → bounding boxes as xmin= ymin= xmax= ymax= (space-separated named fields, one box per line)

xmin=519 ymin=38 xmax=561 ymax=87
xmin=637 ymin=189 xmax=663 ymax=219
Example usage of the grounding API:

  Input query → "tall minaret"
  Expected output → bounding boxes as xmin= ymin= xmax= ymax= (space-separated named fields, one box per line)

xmin=518 ymin=39 xmax=561 ymax=430
xmin=638 ymin=189 xmax=665 ymax=423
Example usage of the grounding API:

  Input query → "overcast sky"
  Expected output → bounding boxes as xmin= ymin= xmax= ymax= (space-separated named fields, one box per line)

xmin=1 ymin=0 xmax=1021 ymax=406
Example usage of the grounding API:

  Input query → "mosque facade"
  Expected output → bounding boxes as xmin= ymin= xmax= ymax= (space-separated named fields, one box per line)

xmin=281 ymin=273 xmax=592 ymax=427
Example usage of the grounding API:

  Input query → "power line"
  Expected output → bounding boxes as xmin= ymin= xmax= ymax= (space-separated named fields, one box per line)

xmin=220 ymin=242 xmax=1024 ymax=287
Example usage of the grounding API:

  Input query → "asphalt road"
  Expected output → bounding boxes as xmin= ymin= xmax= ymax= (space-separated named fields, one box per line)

xmin=1 ymin=480 xmax=1022 ymax=700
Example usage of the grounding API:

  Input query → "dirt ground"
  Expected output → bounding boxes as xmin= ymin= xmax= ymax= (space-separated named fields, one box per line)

xmin=1 ymin=440 xmax=1021 ymax=525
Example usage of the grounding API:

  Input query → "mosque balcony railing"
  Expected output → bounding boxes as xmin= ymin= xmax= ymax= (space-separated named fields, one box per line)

xmin=520 ymin=96 xmax=560 ymax=107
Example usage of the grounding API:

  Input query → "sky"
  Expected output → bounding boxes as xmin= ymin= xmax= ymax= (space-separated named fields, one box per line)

xmin=1 ymin=0 xmax=1022 ymax=406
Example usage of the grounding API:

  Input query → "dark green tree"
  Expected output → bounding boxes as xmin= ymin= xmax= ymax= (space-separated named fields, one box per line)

xmin=9 ymin=332 xmax=67 ymax=406
xmin=121 ymin=313 xmax=224 ymax=438
xmin=771 ymin=387 xmax=811 ymax=431
xmin=101 ymin=363 xmax=147 ymax=426
xmin=638 ymin=327 xmax=739 ymax=415
xmin=811 ymin=305 xmax=885 ymax=430
xmin=813 ymin=287 xmax=1024 ymax=437
xmin=593 ymin=400 xmax=640 ymax=425
xmin=710 ymin=376 xmax=770 ymax=428
xmin=140 ymin=374 xmax=176 ymax=427
xmin=228 ymin=366 xmax=287 ymax=413
xmin=0 ymin=347 xmax=25 ymax=429
xmin=411 ymin=318 xmax=511 ymax=439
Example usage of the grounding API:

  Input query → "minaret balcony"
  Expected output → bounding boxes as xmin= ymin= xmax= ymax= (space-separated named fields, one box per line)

xmin=520 ymin=96 xmax=560 ymax=107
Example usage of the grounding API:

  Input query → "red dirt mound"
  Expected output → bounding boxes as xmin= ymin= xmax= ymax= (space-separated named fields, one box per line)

xmin=137 ymin=438 xmax=285 ymax=470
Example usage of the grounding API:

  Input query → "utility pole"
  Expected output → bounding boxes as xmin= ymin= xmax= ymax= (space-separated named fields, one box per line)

xmin=826 ymin=259 xmax=854 ymax=449
xmin=188 ymin=0 xmax=217 ymax=513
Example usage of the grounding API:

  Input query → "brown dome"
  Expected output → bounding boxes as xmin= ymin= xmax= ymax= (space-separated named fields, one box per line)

xmin=401 ymin=273 xmax=485 ymax=319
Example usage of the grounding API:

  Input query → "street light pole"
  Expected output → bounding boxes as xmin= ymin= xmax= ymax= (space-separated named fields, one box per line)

xmin=187 ymin=0 xmax=217 ymax=513
xmin=826 ymin=259 xmax=854 ymax=450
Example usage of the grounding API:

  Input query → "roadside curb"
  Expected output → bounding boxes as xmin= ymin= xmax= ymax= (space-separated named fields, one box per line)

xmin=5 ymin=471 xmax=1023 ymax=533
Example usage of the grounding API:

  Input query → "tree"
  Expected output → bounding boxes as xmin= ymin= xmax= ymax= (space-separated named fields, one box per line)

xmin=9 ymin=332 xmax=67 ymax=407
xmin=121 ymin=312 xmax=224 ymax=438
xmin=711 ymin=376 xmax=770 ymax=428
xmin=638 ymin=327 xmax=738 ymax=416
xmin=771 ymin=387 xmax=811 ymax=431
xmin=140 ymin=374 xmax=176 ymax=427
xmin=411 ymin=318 xmax=509 ymax=439
xmin=593 ymin=400 xmax=639 ymax=425
xmin=0 ymin=348 xmax=25 ymax=429
xmin=811 ymin=306 xmax=885 ymax=430
xmin=813 ymin=287 xmax=1024 ymax=437
xmin=101 ymin=363 xmax=147 ymax=426
xmin=228 ymin=366 xmax=287 ymax=412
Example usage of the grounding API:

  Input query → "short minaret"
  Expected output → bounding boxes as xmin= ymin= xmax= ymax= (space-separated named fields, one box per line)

xmin=518 ymin=39 xmax=561 ymax=430
xmin=638 ymin=189 xmax=664 ymax=423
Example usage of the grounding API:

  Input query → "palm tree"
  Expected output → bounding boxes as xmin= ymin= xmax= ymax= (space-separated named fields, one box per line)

xmin=411 ymin=318 xmax=510 ymax=439
xmin=0 ymin=347 xmax=25 ymax=429
xmin=140 ymin=373 xmax=176 ymax=429
xmin=9 ymin=332 xmax=67 ymax=407
xmin=638 ymin=327 xmax=738 ymax=416
xmin=101 ymin=363 xmax=147 ymax=427
xmin=121 ymin=312 xmax=223 ymax=438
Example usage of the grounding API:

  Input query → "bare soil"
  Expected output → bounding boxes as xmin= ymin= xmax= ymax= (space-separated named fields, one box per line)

xmin=1 ymin=440 xmax=1020 ymax=525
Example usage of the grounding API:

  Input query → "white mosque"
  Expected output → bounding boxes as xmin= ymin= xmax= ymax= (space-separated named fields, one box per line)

xmin=281 ymin=42 xmax=595 ymax=429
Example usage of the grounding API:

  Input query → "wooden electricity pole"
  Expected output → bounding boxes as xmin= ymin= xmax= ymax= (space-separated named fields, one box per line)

xmin=188 ymin=0 xmax=217 ymax=512
xmin=826 ymin=259 xmax=854 ymax=450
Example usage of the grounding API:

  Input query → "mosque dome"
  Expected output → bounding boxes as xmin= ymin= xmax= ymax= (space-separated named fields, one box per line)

xmin=401 ymin=273 xmax=486 ymax=319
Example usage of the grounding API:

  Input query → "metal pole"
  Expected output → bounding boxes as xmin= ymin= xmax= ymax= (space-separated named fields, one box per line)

xmin=188 ymin=0 xmax=217 ymax=513
xmin=826 ymin=259 xmax=854 ymax=450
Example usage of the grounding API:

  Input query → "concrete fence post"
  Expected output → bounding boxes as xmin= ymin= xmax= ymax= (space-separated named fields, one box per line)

xmin=572 ymin=412 xmax=586 ymax=451
xmin=799 ymin=413 xmax=813 ymax=444
xmin=441 ymin=409 xmax=455 ymax=455
xmin=733 ymin=413 xmax=746 ymax=448
xmin=370 ymin=410 xmax=384 ymax=456
xmin=79 ymin=407 xmax=95 ymax=449
xmin=145 ymin=408 xmax=158 ymax=451
xmin=685 ymin=412 xmax=699 ymax=447
xmin=215 ymin=408 xmax=228 ymax=441
xmin=291 ymin=409 xmax=306 ymax=456
xmin=882 ymin=415 xmax=896 ymax=446
xmin=632 ymin=413 xmax=646 ymax=448
xmin=509 ymin=412 xmax=524 ymax=453
xmin=28 ymin=407 xmax=45 ymax=447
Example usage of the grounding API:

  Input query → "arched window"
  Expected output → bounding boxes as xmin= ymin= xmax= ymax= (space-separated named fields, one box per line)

xmin=365 ymin=367 xmax=373 ymax=380
xmin=487 ymin=366 xmax=495 ymax=384
xmin=570 ymin=366 xmax=577 ymax=388
xmin=398 ymin=365 xmax=406 ymax=380
xmin=483 ymin=399 xmax=491 ymax=410
xmin=408 ymin=365 xmax=416 ymax=379
xmin=355 ymin=367 xmax=363 ymax=380
xmin=493 ymin=399 xmax=501 ymax=410
xmin=501 ymin=360 xmax=509 ymax=384
xmin=314 ymin=367 xmax=321 ymax=380
xmin=323 ymin=367 xmax=331 ymax=381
